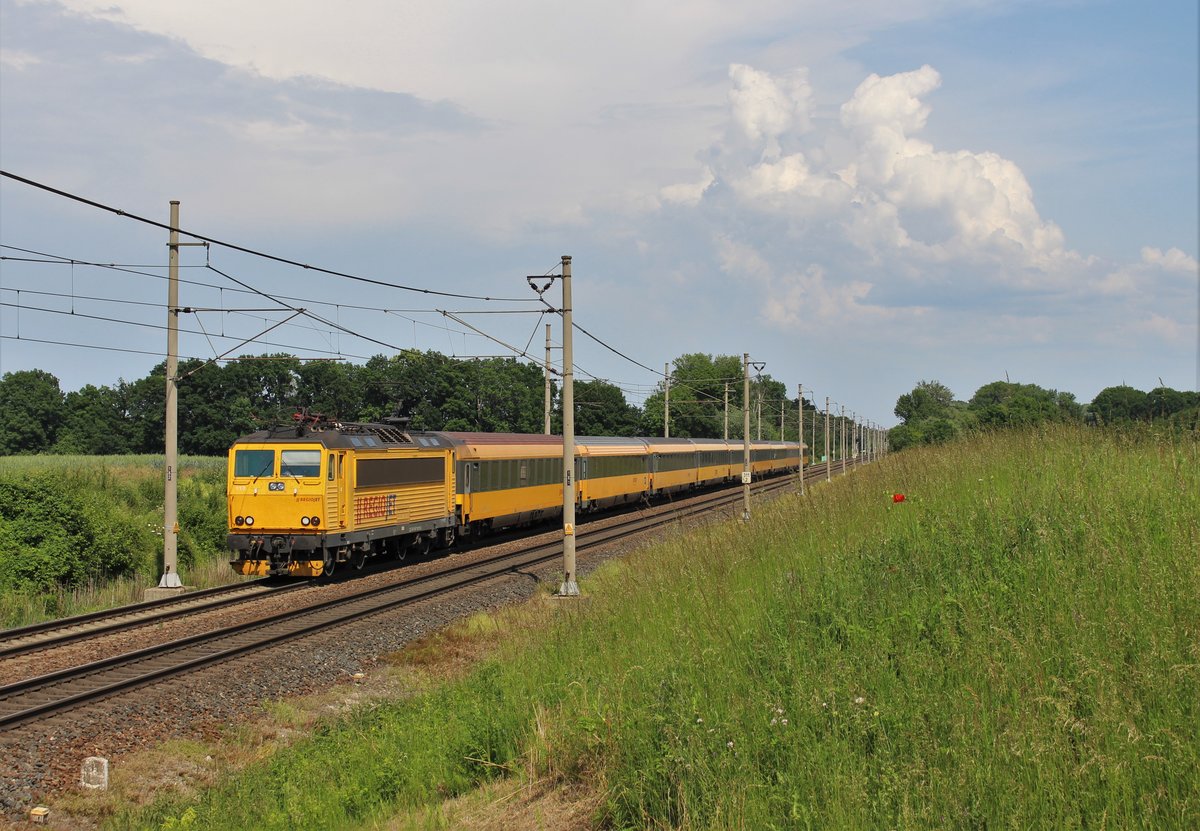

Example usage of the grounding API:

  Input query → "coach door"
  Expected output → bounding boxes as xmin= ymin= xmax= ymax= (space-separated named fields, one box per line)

xmin=326 ymin=451 xmax=347 ymax=529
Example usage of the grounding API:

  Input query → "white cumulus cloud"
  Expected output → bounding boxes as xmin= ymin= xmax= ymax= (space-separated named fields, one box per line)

xmin=1141 ymin=246 xmax=1199 ymax=274
xmin=684 ymin=61 xmax=1089 ymax=310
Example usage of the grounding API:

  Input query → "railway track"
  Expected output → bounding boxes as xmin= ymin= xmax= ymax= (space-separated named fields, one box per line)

xmin=0 ymin=460 xmax=853 ymax=732
xmin=0 ymin=578 xmax=307 ymax=660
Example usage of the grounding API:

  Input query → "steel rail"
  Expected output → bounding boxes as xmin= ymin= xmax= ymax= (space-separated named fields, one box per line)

xmin=0 ymin=580 xmax=308 ymax=660
xmin=0 ymin=578 xmax=272 ymax=640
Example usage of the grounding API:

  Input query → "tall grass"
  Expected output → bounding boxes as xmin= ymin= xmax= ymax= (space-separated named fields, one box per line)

xmin=114 ymin=426 xmax=1199 ymax=829
xmin=0 ymin=557 xmax=243 ymax=628
xmin=0 ymin=454 xmax=226 ymax=473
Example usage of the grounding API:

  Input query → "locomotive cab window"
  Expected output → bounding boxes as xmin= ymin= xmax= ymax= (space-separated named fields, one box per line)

xmin=234 ymin=449 xmax=275 ymax=478
xmin=281 ymin=449 xmax=322 ymax=478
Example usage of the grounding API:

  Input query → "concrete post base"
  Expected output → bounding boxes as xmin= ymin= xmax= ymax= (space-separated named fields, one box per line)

xmin=143 ymin=585 xmax=191 ymax=601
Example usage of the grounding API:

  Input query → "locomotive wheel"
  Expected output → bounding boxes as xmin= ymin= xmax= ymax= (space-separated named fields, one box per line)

xmin=352 ymin=547 xmax=367 ymax=570
xmin=322 ymin=553 xmax=336 ymax=577
xmin=386 ymin=537 xmax=405 ymax=561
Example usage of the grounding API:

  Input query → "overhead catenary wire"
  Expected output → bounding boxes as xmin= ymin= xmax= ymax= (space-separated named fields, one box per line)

xmin=6 ymin=239 xmax=683 ymax=401
xmin=0 ymin=333 xmax=339 ymax=364
xmin=1 ymin=246 xmax=533 ymax=357
xmin=5 ymin=248 xmax=436 ymax=361
xmin=0 ymin=171 xmax=541 ymax=303
xmin=0 ymin=299 xmax=371 ymax=360
xmin=2 ymin=188 xmax=842 ymax=417
xmin=3 ymin=269 xmax=830 ymax=418
xmin=4 ymin=243 xmax=542 ymax=322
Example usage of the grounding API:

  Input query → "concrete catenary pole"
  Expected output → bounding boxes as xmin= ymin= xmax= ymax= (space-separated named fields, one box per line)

xmin=742 ymin=353 xmax=751 ymax=522
xmin=757 ymin=387 xmax=762 ymax=441
xmin=664 ymin=362 xmax=670 ymax=438
xmin=779 ymin=400 xmax=785 ymax=440
xmin=724 ymin=382 xmax=729 ymax=441
xmin=849 ymin=410 xmax=855 ymax=464
xmin=558 ymin=255 xmax=578 ymax=597
xmin=160 ymin=200 xmax=182 ymax=590
xmin=797 ymin=384 xmax=805 ymax=495
xmin=840 ymin=405 xmax=847 ymax=475
xmin=811 ymin=409 xmax=816 ymax=470
xmin=543 ymin=323 xmax=552 ymax=434
xmin=824 ymin=396 xmax=831 ymax=482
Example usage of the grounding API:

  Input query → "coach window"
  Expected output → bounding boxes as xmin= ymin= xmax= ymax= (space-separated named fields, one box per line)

xmin=327 ymin=454 xmax=335 ymax=481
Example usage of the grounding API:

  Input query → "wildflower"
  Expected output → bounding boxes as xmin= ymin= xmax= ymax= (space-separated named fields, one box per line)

xmin=781 ymin=718 xmax=788 ymax=725
xmin=727 ymin=741 xmax=735 ymax=749
xmin=696 ymin=717 xmax=703 ymax=724
xmin=854 ymin=696 xmax=865 ymax=705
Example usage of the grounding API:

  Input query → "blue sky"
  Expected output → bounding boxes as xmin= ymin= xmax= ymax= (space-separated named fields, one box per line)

xmin=1 ymin=0 xmax=1196 ymax=428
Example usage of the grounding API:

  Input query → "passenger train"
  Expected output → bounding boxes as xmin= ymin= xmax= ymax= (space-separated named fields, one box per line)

xmin=227 ymin=416 xmax=803 ymax=577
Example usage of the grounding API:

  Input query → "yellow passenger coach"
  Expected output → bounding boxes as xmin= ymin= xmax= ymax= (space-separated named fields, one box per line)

xmin=227 ymin=417 xmax=802 ymax=578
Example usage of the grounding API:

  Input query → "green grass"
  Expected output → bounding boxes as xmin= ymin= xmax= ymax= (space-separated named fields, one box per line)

xmin=110 ymin=426 xmax=1199 ymax=829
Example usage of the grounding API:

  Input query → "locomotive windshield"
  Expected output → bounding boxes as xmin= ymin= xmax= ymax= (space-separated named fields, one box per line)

xmin=280 ymin=449 xmax=322 ymax=478
xmin=234 ymin=449 xmax=275 ymax=478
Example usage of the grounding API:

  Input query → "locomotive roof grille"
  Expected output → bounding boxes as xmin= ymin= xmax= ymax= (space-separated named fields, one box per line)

xmin=335 ymin=422 xmax=413 ymax=444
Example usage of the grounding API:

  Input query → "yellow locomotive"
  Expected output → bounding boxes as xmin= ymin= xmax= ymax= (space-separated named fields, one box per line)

xmin=227 ymin=416 xmax=802 ymax=578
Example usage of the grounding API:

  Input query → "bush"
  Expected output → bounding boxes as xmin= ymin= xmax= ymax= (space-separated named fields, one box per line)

xmin=0 ymin=475 xmax=152 ymax=591
xmin=0 ymin=461 xmax=227 ymax=594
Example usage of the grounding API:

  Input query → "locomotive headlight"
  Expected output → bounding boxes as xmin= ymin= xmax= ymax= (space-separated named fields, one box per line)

xmin=301 ymin=516 xmax=311 ymax=526
xmin=245 ymin=516 xmax=255 ymax=526
xmin=235 ymin=516 xmax=244 ymax=526
xmin=311 ymin=516 xmax=320 ymax=527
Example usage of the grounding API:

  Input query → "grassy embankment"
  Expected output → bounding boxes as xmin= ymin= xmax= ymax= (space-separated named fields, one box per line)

xmin=0 ymin=455 xmax=237 ymax=628
xmin=105 ymin=426 xmax=1198 ymax=829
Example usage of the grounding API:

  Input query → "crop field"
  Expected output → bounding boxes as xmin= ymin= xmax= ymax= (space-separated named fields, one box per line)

xmin=62 ymin=426 xmax=1200 ymax=828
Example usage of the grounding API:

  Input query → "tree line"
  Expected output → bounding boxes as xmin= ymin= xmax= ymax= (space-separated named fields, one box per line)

xmin=0 ymin=351 xmax=825 ymax=456
xmin=9 ymin=352 xmax=1187 ymax=459
xmin=889 ymin=379 xmax=1200 ymax=450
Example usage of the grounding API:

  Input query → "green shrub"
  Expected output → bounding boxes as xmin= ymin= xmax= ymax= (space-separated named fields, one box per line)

xmin=0 ymin=458 xmax=231 ymax=622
